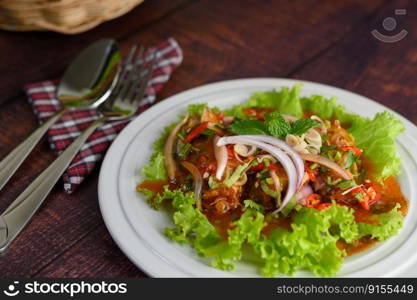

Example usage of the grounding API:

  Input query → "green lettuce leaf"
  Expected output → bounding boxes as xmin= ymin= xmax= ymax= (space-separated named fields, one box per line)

xmin=159 ymin=187 xmax=221 ymax=250
xmin=358 ymin=204 xmax=403 ymax=241
xmin=225 ymin=84 xmax=303 ymax=118
xmin=254 ymin=204 xmax=358 ymax=277
xmin=201 ymin=206 xmax=265 ymax=271
xmin=187 ymin=103 xmax=208 ymax=115
xmin=348 ymin=112 xmax=404 ymax=180
xmin=140 ymin=121 xmax=177 ymax=183
xmin=248 ymin=85 xmax=304 ymax=117
xmin=146 ymin=186 xmax=404 ymax=277
xmin=141 ymin=152 xmax=166 ymax=181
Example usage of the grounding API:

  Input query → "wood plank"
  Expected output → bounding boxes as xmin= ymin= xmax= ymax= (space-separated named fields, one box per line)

xmin=127 ymin=0 xmax=386 ymax=101
xmin=0 ymin=171 xmax=102 ymax=277
xmin=35 ymin=224 xmax=145 ymax=278
xmin=0 ymin=0 xmax=192 ymax=106
xmin=292 ymin=0 xmax=417 ymax=124
xmin=17 ymin=0 xmax=390 ymax=277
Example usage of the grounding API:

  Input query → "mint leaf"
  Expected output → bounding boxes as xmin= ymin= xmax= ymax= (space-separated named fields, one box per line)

xmin=264 ymin=112 xmax=291 ymax=138
xmin=228 ymin=120 xmax=269 ymax=135
xmin=290 ymin=119 xmax=319 ymax=136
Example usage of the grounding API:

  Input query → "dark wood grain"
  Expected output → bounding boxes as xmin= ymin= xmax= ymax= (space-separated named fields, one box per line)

xmin=35 ymin=224 xmax=145 ymax=278
xmin=2 ymin=0 xmax=414 ymax=278
xmin=292 ymin=0 xmax=417 ymax=124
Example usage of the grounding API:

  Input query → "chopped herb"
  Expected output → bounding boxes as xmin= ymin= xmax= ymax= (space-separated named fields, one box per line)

xmin=334 ymin=151 xmax=342 ymax=161
xmin=201 ymin=128 xmax=215 ymax=139
xmin=281 ymin=196 xmax=297 ymax=216
xmin=337 ymin=180 xmax=357 ymax=190
xmin=320 ymin=166 xmax=328 ymax=172
xmin=184 ymin=180 xmax=193 ymax=192
xmin=260 ymin=173 xmax=269 ymax=180
xmin=243 ymin=200 xmax=264 ymax=213
xmin=334 ymin=178 xmax=342 ymax=185
xmin=310 ymin=163 xmax=319 ymax=170
xmin=355 ymin=192 xmax=364 ymax=202
xmin=321 ymin=145 xmax=337 ymax=152
xmin=224 ymin=161 xmax=252 ymax=187
xmin=208 ymin=175 xmax=221 ymax=189
xmin=344 ymin=151 xmax=358 ymax=169
xmin=177 ymin=142 xmax=193 ymax=160
xmin=325 ymin=176 xmax=342 ymax=185
xmin=261 ymin=180 xmax=280 ymax=198
xmin=260 ymin=168 xmax=269 ymax=174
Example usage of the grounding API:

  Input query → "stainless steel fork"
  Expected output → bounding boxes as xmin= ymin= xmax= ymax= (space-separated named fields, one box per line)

xmin=0 ymin=45 xmax=156 ymax=251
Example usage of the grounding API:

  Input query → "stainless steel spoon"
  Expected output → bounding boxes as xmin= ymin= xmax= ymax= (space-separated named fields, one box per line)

xmin=0 ymin=39 xmax=121 ymax=191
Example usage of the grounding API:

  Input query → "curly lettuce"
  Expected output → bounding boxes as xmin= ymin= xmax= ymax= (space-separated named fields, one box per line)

xmin=358 ymin=203 xmax=403 ymax=241
xmin=139 ymin=122 xmax=176 ymax=182
xmin=143 ymin=186 xmax=404 ymax=277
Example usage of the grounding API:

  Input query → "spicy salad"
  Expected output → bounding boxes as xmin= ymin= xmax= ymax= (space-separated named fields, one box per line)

xmin=137 ymin=85 xmax=407 ymax=277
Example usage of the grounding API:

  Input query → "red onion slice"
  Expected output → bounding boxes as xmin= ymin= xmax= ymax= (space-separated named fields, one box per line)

xmin=180 ymin=161 xmax=203 ymax=210
xmin=164 ymin=116 xmax=188 ymax=180
xmin=237 ymin=135 xmax=304 ymax=188
xmin=300 ymin=153 xmax=352 ymax=180
xmin=217 ymin=136 xmax=297 ymax=212
xmin=295 ymin=184 xmax=313 ymax=206
xmin=282 ymin=114 xmax=298 ymax=122
xmin=213 ymin=135 xmax=228 ymax=180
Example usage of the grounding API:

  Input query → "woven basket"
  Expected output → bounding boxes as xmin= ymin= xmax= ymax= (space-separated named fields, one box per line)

xmin=0 ymin=0 xmax=144 ymax=34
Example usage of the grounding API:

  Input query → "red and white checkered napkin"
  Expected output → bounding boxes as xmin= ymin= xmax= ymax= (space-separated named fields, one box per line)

xmin=24 ymin=38 xmax=183 ymax=193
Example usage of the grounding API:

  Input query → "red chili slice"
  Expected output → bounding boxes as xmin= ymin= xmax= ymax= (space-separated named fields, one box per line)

xmin=306 ymin=193 xmax=322 ymax=208
xmin=183 ymin=122 xmax=209 ymax=143
xmin=249 ymin=162 xmax=279 ymax=172
xmin=339 ymin=146 xmax=363 ymax=156
xmin=305 ymin=165 xmax=317 ymax=182
xmin=358 ymin=182 xmax=381 ymax=210
xmin=315 ymin=203 xmax=332 ymax=210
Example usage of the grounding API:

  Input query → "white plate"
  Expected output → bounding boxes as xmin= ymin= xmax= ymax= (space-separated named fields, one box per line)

xmin=98 ymin=78 xmax=417 ymax=277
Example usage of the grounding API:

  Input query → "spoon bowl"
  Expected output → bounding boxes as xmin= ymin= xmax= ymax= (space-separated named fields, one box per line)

xmin=58 ymin=39 xmax=121 ymax=108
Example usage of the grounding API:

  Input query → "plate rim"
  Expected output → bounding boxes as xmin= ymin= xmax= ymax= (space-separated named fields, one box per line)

xmin=98 ymin=77 xmax=417 ymax=277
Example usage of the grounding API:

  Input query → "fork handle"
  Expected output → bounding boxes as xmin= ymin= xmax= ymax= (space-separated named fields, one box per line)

xmin=0 ymin=109 xmax=68 ymax=191
xmin=0 ymin=118 xmax=106 ymax=251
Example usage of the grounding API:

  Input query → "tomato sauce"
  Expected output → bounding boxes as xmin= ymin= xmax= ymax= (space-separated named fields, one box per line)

xmin=137 ymin=180 xmax=168 ymax=194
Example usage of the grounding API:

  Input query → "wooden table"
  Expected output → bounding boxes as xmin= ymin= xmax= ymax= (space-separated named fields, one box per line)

xmin=0 ymin=0 xmax=415 ymax=277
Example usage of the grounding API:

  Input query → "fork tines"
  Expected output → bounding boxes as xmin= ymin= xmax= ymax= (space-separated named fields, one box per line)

xmin=113 ymin=45 xmax=157 ymax=106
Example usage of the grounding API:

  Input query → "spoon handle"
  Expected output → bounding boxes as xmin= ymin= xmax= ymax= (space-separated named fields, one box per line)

xmin=0 ymin=118 xmax=105 ymax=251
xmin=0 ymin=109 xmax=68 ymax=191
